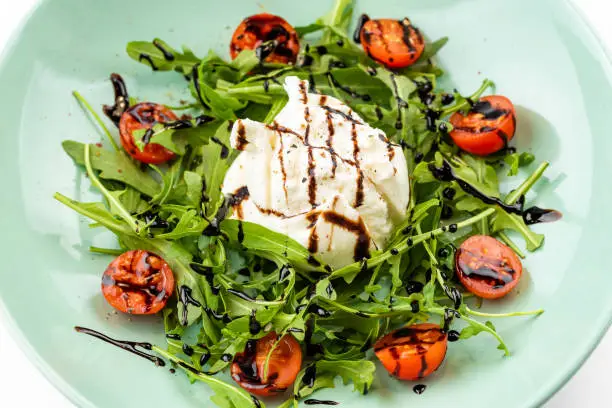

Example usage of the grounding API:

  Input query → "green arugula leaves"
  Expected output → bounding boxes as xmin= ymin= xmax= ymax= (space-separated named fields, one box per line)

xmin=56 ymin=0 xmax=559 ymax=407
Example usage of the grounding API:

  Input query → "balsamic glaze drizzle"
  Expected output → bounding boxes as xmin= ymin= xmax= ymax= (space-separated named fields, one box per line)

xmin=74 ymin=326 xmax=165 ymax=366
xmin=429 ymin=161 xmax=561 ymax=225
xmin=102 ymin=73 xmax=130 ymax=126
xmin=304 ymin=400 xmax=339 ymax=406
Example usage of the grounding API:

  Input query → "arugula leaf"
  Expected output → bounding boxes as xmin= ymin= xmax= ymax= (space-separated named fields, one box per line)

xmin=152 ymin=346 xmax=262 ymax=408
xmin=504 ymin=152 xmax=536 ymax=176
xmin=492 ymin=210 xmax=544 ymax=251
xmin=126 ymin=39 xmax=200 ymax=75
xmin=62 ymin=141 xmax=160 ymax=197
xmin=197 ymin=122 xmax=234 ymax=216
xmin=221 ymin=220 xmax=328 ymax=273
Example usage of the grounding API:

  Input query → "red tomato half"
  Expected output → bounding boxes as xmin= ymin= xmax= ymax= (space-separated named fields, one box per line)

xmin=455 ymin=235 xmax=523 ymax=299
xmin=101 ymin=250 xmax=175 ymax=314
xmin=360 ymin=17 xmax=425 ymax=69
xmin=230 ymin=13 xmax=300 ymax=64
xmin=374 ymin=323 xmax=448 ymax=380
xmin=231 ymin=332 xmax=302 ymax=396
xmin=119 ymin=102 xmax=177 ymax=164
xmin=449 ymin=95 xmax=517 ymax=156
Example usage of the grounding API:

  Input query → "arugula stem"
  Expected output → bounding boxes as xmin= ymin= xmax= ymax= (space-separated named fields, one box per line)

xmin=53 ymin=192 xmax=132 ymax=235
xmin=151 ymin=346 xmax=258 ymax=407
xmin=73 ymin=91 xmax=120 ymax=151
xmin=84 ymin=144 xmax=140 ymax=233
xmin=441 ymin=79 xmax=494 ymax=117
xmin=497 ymin=232 xmax=526 ymax=258
xmin=89 ymin=246 xmax=124 ymax=256
xmin=505 ymin=162 xmax=550 ymax=205
xmin=428 ymin=307 xmax=510 ymax=356
xmin=331 ymin=207 xmax=495 ymax=280
xmin=465 ymin=305 xmax=544 ymax=318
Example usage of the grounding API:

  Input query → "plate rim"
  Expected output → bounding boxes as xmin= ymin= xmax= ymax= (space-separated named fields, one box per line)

xmin=0 ymin=0 xmax=610 ymax=407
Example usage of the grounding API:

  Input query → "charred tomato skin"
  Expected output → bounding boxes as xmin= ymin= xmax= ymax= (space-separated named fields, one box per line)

xmin=455 ymin=235 xmax=523 ymax=299
xmin=360 ymin=18 xmax=425 ymax=69
xmin=119 ymin=102 xmax=177 ymax=164
xmin=374 ymin=323 xmax=447 ymax=381
xmin=449 ymin=95 xmax=517 ymax=156
xmin=101 ymin=250 xmax=175 ymax=314
xmin=230 ymin=13 xmax=300 ymax=64
xmin=231 ymin=332 xmax=302 ymax=396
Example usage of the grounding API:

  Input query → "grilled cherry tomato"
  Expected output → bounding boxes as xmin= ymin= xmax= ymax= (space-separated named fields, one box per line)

xmin=374 ymin=323 xmax=447 ymax=380
xmin=449 ymin=95 xmax=517 ymax=156
xmin=119 ymin=102 xmax=178 ymax=164
xmin=359 ymin=17 xmax=425 ymax=69
xmin=101 ymin=250 xmax=175 ymax=314
xmin=455 ymin=235 xmax=523 ymax=299
xmin=230 ymin=13 xmax=300 ymax=64
xmin=231 ymin=332 xmax=302 ymax=396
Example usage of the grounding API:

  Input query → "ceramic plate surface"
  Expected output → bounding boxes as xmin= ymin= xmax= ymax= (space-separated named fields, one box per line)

xmin=0 ymin=0 xmax=611 ymax=407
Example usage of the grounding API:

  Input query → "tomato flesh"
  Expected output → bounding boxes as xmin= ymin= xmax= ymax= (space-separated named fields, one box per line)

xmin=231 ymin=332 xmax=302 ymax=396
xmin=360 ymin=18 xmax=425 ymax=69
xmin=449 ymin=95 xmax=517 ymax=156
xmin=455 ymin=235 xmax=523 ymax=299
xmin=374 ymin=323 xmax=447 ymax=381
xmin=230 ymin=13 xmax=300 ymax=64
xmin=119 ymin=102 xmax=177 ymax=164
xmin=101 ymin=250 xmax=175 ymax=314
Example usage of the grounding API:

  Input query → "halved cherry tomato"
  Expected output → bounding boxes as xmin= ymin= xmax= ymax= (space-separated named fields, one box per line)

xmin=231 ymin=332 xmax=302 ymax=396
xmin=455 ymin=235 xmax=523 ymax=299
xmin=449 ymin=95 xmax=517 ymax=156
xmin=374 ymin=323 xmax=447 ymax=380
xmin=101 ymin=250 xmax=175 ymax=314
xmin=230 ymin=13 xmax=300 ymax=64
xmin=359 ymin=17 xmax=425 ymax=69
xmin=119 ymin=103 xmax=177 ymax=164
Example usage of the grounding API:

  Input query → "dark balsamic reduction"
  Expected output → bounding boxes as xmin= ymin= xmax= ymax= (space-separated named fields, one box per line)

xmin=302 ymin=364 xmax=317 ymax=387
xmin=179 ymin=285 xmax=202 ymax=325
xmin=237 ymin=221 xmax=245 ymax=244
xmin=152 ymin=39 xmax=175 ymax=61
xmin=140 ymin=114 xmax=215 ymax=146
xmin=102 ymin=73 xmax=130 ymax=126
xmin=252 ymin=396 xmax=263 ymax=408
xmin=249 ymin=310 xmax=262 ymax=335
xmin=183 ymin=344 xmax=194 ymax=356
xmin=139 ymin=54 xmax=158 ymax=71
xmin=205 ymin=307 xmax=232 ymax=324
xmin=327 ymin=72 xmax=371 ymax=101
xmin=307 ymin=304 xmax=332 ymax=318
xmin=211 ymin=137 xmax=230 ymax=159
xmin=405 ymin=281 xmax=424 ymax=295
xmin=353 ymin=14 xmax=370 ymax=43
xmin=191 ymin=64 xmax=211 ymax=109
xmin=227 ymin=288 xmax=256 ymax=302
xmin=429 ymin=161 xmax=562 ymax=225
xmin=279 ymin=264 xmax=292 ymax=281
xmin=442 ymin=308 xmax=455 ymax=332
xmin=441 ymin=93 xmax=455 ymax=105
xmin=74 ymin=326 xmax=165 ymax=366
xmin=304 ymin=400 xmax=339 ymax=406
xmin=447 ymin=330 xmax=460 ymax=342
xmin=413 ymin=384 xmax=427 ymax=394
xmin=200 ymin=350 xmax=211 ymax=366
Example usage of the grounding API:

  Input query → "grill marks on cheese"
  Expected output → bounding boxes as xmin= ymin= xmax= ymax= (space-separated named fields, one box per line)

xmin=223 ymin=77 xmax=410 ymax=267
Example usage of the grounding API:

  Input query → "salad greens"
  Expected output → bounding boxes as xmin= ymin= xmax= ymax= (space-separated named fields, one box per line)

xmin=56 ymin=0 xmax=552 ymax=406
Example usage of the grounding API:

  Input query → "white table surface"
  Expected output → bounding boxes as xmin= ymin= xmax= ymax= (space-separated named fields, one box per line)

xmin=0 ymin=0 xmax=610 ymax=407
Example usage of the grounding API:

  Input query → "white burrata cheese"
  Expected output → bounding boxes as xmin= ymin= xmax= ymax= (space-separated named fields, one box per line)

xmin=222 ymin=76 xmax=410 ymax=269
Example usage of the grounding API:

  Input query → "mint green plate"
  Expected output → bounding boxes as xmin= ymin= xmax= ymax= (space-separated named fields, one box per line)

xmin=0 ymin=0 xmax=611 ymax=407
